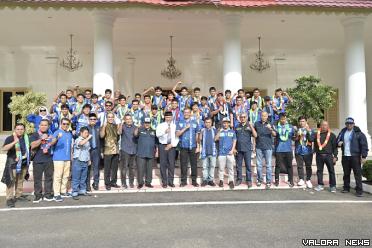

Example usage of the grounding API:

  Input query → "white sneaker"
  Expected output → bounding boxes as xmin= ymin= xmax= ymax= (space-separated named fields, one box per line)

xmin=297 ymin=179 xmax=305 ymax=186
xmin=305 ymin=180 xmax=313 ymax=189
xmin=315 ymin=185 xmax=324 ymax=192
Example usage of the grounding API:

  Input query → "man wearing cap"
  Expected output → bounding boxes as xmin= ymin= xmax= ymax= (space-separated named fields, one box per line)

xmin=176 ymin=108 xmax=201 ymax=187
xmin=337 ymin=117 xmax=368 ymax=197
xmin=215 ymin=117 xmax=237 ymax=189
xmin=156 ymin=111 xmax=179 ymax=188
xmin=135 ymin=117 xmax=158 ymax=189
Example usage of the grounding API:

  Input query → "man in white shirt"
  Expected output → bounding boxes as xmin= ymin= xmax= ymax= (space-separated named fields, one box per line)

xmin=156 ymin=111 xmax=179 ymax=188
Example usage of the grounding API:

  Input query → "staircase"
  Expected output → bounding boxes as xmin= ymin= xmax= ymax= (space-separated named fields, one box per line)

xmin=0 ymin=153 xmax=346 ymax=195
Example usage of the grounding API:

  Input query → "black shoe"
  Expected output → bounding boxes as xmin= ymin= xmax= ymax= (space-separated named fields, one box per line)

xmin=105 ymin=185 xmax=111 ymax=191
xmin=208 ymin=181 xmax=216 ymax=187
xmin=111 ymin=183 xmax=120 ymax=188
xmin=138 ymin=184 xmax=144 ymax=189
xmin=168 ymin=183 xmax=175 ymax=188
xmin=341 ymin=189 xmax=350 ymax=193
xmin=356 ymin=192 xmax=363 ymax=197
xmin=228 ymin=181 xmax=234 ymax=189
xmin=145 ymin=183 xmax=154 ymax=188
xmin=266 ymin=183 xmax=272 ymax=189
xmin=201 ymin=180 xmax=208 ymax=187
xmin=180 ymin=182 xmax=187 ymax=187
xmin=288 ymin=183 xmax=294 ymax=188
xmin=92 ymin=183 xmax=98 ymax=191
xmin=129 ymin=183 xmax=134 ymax=188
xmin=162 ymin=183 xmax=168 ymax=188
xmin=274 ymin=180 xmax=279 ymax=187
xmin=33 ymin=195 xmax=43 ymax=203
xmin=235 ymin=180 xmax=242 ymax=186
xmin=86 ymin=187 xmax=92 ymax=192
xmin=257 ymin=182 xmax=262 ymax=187
xmin=44 ymin=195 xmax=54 ymax=202
xmin=192 ymin=182 xmax=199 ymax=187
xmin=219 ymin=180 xmax=224 ymax=187
xmin=6 ymin=199 xmax=15 ymax=208
xmin=122 ymin=184 xmax=128 ymax=189
xmin=247 ymin=182 xmax=253 ymax=189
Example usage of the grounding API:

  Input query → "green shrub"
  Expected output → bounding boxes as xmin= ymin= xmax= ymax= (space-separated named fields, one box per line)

xmin=362 ymin=160 xmax=372 ymax=181
xmin=8 ymin=91 xmax=47 ymax=134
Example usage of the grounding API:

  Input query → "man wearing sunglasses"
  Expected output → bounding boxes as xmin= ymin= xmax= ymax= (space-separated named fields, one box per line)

xmin=52 ymin=118 xmax=73 ymax=202
xmin=337 ymin=117 xmax=368 ymax=197
xmin=98 ymin=101 xmax=120 ymax=127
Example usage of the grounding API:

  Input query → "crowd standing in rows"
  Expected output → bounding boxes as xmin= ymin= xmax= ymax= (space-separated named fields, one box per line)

xmin=1 ymin=82 xmax=369 ymax=208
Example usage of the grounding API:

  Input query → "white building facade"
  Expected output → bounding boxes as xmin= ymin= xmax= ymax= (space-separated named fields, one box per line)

xmin=0 ymin=0 xmax=372 ymax=144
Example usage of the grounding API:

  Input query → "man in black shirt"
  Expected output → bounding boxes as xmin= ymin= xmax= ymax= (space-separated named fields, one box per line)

xmin=311 ymin=121 xmax=338 ymax=193
xmin=1 ymin=123 xmax=30 ymax=208
xmin=30 ymin=119 xmax=58 ymax=202
xmin=135 ymin=117 xmax=158 ymax=189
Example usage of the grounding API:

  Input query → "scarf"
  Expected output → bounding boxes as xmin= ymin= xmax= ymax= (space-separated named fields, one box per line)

xmin=277 ymin=124 xmax=291 ymax=142
xmin=273 ymin=95 xmax=284 ymax=110
xmin=201 ymin=127 xmax=217 ymax=159
xmin=117 ymin=105 xmax=129 ymax=120
xmin=15 ymin=134 xmax=30 ymax=174
xmin=150 ymin=112 xmax=162 ymax=130
xmin=38 ymin=130 xmax=53 ymax=155
xmin=249 ymin=109 xmax=259 ymax=123
xmin=317 ymin=129 xmax=331 ymax=151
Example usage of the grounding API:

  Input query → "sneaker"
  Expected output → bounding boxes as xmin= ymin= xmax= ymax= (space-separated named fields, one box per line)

xmin=92 ymin=183 xmax=99 ymax=191
xmin=297 ymin=179 xmax=305 ymax=186
xmin=356 ymin=192 xmax=363 ymax=197
xmin=288 ymin=182 xmax=294 ymax=188
xmin=44 ymin=195 xmax=54 ymax=202
xmin=33 ymin=195 xmax=43 ymax=203
xmin=208 ymin=181 xmax=216 ymax=187
xmin=341 ymin=189 xmax=350 ymax=193
xmin=274 ymin=180 xmax=279 ymax=187
xmin=168 ymin=183 xmax=175 ymax=188
xmin=266 ymin=183 xmax=271 ymax=189
xmin=235 ymin=180 xmax=242 ymax=186
xmin=54 ymin=195 xmax=63 ymax=202
xmin=192 ymin=182 xmax=199 ymax=187
xmin=219 ymin=180 xmax=224 ymax=187
xmin=330 ymin=187 xmax=336 ymax=193
xmin=256 ymin=182 xmax=261 ymax=187
xmin=61 ymin=192 xmax=72 ymax=198
xmin=228 ymin=181 xmax=234 ymax=189
xmin=305 ymin=180 xmax=313 ymax=189
xmin=180 ymin=182 xmax=187 ymax=187
xmin=72 ymin=195 xmax=79 ymax=200
xmin=15 ymin=195 xmax=29 ymax=202
xmin=6 ymin=199 xmax=15 ymax=208
xmin=315 ymin=185 xmax=324 ymax=192
xmin=201 ymin=180 xmax=208 ymax=187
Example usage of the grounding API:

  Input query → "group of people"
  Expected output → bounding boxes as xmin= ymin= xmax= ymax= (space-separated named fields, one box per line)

xmin=1 ymin=81 xmax=369 ymax=208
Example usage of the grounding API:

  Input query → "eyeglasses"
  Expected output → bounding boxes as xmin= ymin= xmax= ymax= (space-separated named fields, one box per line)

xmin=40 ymin=109 xmax=46 ymax=112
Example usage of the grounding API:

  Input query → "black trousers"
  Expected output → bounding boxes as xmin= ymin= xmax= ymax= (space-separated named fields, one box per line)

xmin=137 ymin=157 xmax=153 ymax=185
xmin=159 ymin=144 xmax=176 ymax=185
xmin=275 ymin=152 xmax=293 ymax=184
xmin=180 ymin=147 xmax=198 ymax=184
xmin=342 ymin=156 xmax=363 ymax=194
xmin=316 ymin=153 xmax=336 ymax=187
xmin=103 ymin=154 xmax=119 ymax=186
xmin=33 ymin=161 xmax=54 ymax=197
xmin=119 ymin=151 xmax=136 ymax=186
xmin=295 ymin=154 xmax=313 ymax=181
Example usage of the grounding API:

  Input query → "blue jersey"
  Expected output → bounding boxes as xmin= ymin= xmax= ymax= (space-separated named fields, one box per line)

xmin=218 ymin=129 xmax=236 ymax=156
xmin=176 ymin=119 xmax=200 ymax=149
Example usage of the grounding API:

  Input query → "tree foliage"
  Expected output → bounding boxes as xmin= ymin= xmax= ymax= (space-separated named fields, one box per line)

xmin=8 ymin=91 xmax=47 ymax=134
xmin=286 ymin=76 xmax=336 ymax=126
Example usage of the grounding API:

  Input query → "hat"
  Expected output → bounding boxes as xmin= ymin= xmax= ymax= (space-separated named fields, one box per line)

xmin=144 ymin=117 xmax=151 ymax=123
xmin=345 ymin=117 xmax=355 ymax=124
xmin=222 ymin=117 xmax=230 ymax=122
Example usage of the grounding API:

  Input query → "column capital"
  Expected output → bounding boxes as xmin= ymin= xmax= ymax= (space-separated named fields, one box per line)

xmin=221 ymin=14 xmax=242 ymax=26
xmin=92 ymin=10 xmax=115 ymax=26
xmin=341 ymin=16 xmax=366 ymax=28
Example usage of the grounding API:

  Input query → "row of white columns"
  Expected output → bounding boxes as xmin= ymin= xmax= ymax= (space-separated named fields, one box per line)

xmin=92 ymin=12 xmax=370 ymax=143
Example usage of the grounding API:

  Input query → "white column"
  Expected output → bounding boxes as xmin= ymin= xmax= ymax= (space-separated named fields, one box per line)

xmin=93 ymin=11 xmax=114 ymax=97
xmin=223 ymin=15 xmax=242 ymax=93
xmin=342 ymin=16 xmax=371 ymax=147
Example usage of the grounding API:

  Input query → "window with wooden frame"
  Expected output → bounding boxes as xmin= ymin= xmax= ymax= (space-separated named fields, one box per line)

xmin=0 ymin=88 xmax=28 ymax=133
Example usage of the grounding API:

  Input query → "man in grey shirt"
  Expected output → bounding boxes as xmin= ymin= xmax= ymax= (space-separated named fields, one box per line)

xmin=118 ymin=114 xmax=137 ymax=188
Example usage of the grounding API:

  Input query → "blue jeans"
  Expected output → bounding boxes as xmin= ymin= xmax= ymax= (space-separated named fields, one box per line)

xmin=72 ymin=159 xmax=88 ymax=196
xmin=235 ymin=151 xmax=252 ymax=182
xmin=256 ymin=149 xmax=272 ymax=183
xmin=202 ymin=156 xmax=216 ymax=182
